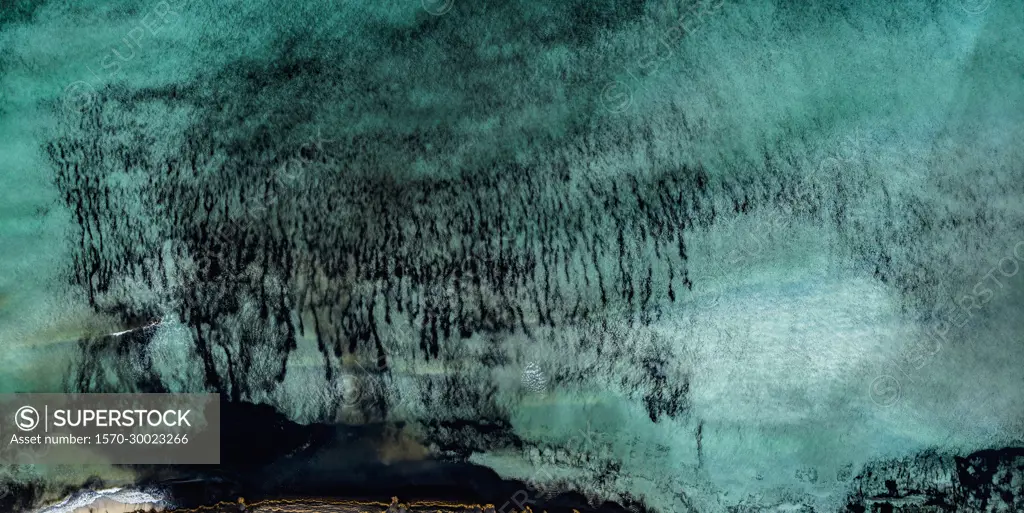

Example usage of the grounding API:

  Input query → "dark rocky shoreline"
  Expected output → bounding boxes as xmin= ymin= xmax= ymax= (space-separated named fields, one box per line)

xmin=128 ymin=399 xmax=650 ymax=513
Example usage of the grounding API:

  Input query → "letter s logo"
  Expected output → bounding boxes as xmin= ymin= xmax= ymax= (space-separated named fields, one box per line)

xmin=15 ymin=406 xmax=39 ymax=431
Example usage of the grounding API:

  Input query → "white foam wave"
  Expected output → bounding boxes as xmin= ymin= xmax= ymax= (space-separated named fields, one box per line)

xmin=33 ymin=487 xmax=165 ymax=513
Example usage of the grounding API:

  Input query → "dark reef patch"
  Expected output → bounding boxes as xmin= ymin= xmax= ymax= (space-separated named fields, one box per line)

xmin=0 ymin=0 xmax=48 ymax=27
xmin=843 ymin=447 xmax=1024 ymax=511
